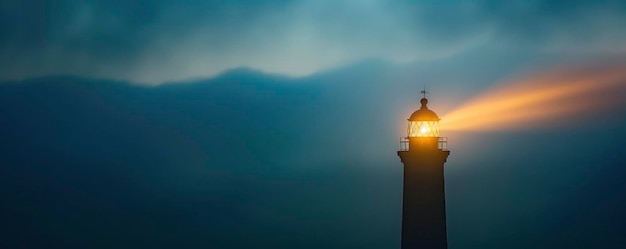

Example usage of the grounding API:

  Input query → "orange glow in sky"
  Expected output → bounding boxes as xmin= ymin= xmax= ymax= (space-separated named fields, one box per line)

xmin=439 ymin=60 xmax=626 ymax=131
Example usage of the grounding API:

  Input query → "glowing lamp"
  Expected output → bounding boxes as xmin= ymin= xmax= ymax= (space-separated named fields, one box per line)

xmin=407 ymin=98 xmax=440 ymax=137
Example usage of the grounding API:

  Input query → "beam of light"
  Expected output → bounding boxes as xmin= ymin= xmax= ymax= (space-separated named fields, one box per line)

xmin=439 ymin=60 xmax=626 ymax=131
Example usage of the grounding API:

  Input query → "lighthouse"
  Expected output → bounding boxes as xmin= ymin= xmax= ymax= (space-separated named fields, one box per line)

xmin=397 ymin=93 xmax=450 ymax=249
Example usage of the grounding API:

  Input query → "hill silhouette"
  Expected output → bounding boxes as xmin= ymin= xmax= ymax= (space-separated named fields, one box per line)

xmin=0 ymin=61 xmax=408 ymax=249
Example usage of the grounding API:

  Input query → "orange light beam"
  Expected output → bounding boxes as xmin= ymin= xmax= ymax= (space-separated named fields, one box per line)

xmin=439 ymin=60 xmax=626 ymax=131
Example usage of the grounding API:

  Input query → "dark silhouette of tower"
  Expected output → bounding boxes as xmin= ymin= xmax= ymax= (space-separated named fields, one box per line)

xmin=397 ymin=95 xmax=450 ymax=249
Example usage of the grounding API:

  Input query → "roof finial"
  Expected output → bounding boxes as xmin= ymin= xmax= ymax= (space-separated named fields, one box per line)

xmin=419 ymin=85 xmax=429 ymax=109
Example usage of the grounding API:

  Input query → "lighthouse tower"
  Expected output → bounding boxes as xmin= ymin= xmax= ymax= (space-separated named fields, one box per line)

xmin=397 ymin=94 xmax=450 ymax=249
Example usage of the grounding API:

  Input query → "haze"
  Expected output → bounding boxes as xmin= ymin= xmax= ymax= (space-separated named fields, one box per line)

xmin=1 ymin=1 xmax=625 ymax=248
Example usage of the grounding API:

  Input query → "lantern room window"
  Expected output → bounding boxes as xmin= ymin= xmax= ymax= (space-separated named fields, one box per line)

xmin=408 ymin=120 xmax=439 ymax=137
xmin=406 ymin=97 xmax=440 ymax=137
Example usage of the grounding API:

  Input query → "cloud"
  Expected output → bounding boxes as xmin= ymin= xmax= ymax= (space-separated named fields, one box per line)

xmin=0 ymin=0 xmax=625 ymax=84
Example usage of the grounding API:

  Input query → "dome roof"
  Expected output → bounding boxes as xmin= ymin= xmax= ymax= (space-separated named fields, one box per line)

xmin=409 ymin=98 xmax=440 ymax=121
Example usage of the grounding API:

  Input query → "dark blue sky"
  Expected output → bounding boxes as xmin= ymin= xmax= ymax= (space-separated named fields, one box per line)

xmin=1 ymin=1 xmax=626 ymax=248
xmin=1 ymin=0 xmax=626 ymax=83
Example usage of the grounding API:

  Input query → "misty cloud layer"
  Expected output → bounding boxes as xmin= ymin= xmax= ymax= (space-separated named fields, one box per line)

xmin=1 ymin=0 xmax=626 ymax=83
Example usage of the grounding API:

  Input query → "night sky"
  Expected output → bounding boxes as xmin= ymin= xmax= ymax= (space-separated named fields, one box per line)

xmin=1 ymin=1 xmax=626 ymax=248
